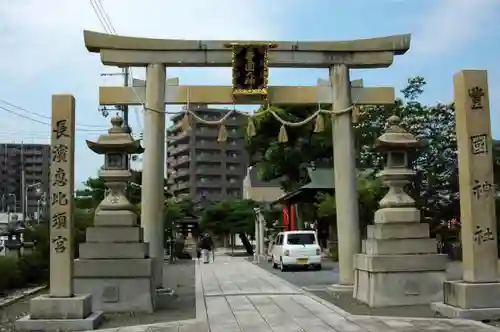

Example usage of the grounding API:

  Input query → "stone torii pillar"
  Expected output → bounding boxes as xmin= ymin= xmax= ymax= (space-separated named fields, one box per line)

xmin=142 ymin=64 xmax=167 ymax=289
xmin=331 ymin=65 xmax=360 ymax=288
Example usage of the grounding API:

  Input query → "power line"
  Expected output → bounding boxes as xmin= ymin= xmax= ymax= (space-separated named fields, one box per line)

xmin=0 ymin=105 xmax=104 ymax=132
xmin=88 ymin=0 xmax=143 ymax=135
xmin=0 ymin=99 xmax=108 ymax=128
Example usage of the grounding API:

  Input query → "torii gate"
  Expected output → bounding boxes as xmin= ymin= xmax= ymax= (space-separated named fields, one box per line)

xmin=84 ymin=30 xmax=410 ymax=290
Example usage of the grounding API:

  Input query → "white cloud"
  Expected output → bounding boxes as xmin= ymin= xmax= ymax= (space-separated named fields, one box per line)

xmin=411 ymin=0 xmax=499 ymax=57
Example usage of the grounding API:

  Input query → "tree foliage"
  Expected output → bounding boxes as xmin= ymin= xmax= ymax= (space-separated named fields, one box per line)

xmin=246 ymin=77 xmax=463 ymax=231
xmin=200 ymin=199 xmax=258 ymax=236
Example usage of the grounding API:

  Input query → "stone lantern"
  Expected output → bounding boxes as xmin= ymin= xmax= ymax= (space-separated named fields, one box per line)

xmin=353 ymin=115 xmax=447 ymax=307
xmin=375 ymin=115 xmax=420 ymax=212
xmin=74 ymin=115 xmax=156 ymax=313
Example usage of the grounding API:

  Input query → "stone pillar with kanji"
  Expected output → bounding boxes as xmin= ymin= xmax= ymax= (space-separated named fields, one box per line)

xmin=16 ymin=95 xmax=103 ymax=331
xmin=74 ymin=115 xmax=156 ymax=313
xmin=432 ymin=70 xmax=500 ymax=320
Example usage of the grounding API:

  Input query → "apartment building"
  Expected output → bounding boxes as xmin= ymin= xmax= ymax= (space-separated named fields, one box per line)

xmin=166 ymin=104 xmax=249 ymax=201
xmin=0 ymin=143 xmax=50 ymax=218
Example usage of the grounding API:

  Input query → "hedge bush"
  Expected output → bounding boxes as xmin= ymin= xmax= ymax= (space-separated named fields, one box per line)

xmin=0 ymin=256 xmax=22 ymax=294
xmin=0 ymin=209 xmax=94 ymax=294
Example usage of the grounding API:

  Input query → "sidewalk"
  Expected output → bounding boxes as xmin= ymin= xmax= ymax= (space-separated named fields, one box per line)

xmin=199 ymin=256 xmax=499 ymax=332
xmin=91 ymin=254 xmax=500 ymax=332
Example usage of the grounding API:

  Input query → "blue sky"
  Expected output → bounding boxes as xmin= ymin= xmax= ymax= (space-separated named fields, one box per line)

xmin=0 ymin=0 xmax=499 ymax=187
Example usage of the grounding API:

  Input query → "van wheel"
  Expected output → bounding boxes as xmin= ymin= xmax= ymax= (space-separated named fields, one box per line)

xmin=313 ymin=264 xmax=322 ymax=271
xmin=272 ymin=257 xmax=278 ymax=269
xmin=280 ymin=259 xmax=287 ymax=272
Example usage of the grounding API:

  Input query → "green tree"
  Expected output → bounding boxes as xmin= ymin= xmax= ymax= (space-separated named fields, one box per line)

xmin=200 ymin=199 xmax=258 ymax=254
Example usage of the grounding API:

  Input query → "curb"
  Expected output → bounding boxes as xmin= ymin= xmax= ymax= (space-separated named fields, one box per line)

xmin=0 ymin=285 xmax=47 ymax=309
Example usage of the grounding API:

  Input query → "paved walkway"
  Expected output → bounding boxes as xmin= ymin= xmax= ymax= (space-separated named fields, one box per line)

xmin=92 ymin=254 xmax=500 ymax=332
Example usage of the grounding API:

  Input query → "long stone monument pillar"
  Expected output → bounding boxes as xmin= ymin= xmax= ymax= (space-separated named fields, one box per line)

xmin=330 ymin=64 xmax=360 ymax=288
xmin=141 ymin=63 xmax=167 ymax=288
xmin=432 ymin=70 xmax=500 ymax=320
xmin=16 ymin=95 xmax=103 ymax=331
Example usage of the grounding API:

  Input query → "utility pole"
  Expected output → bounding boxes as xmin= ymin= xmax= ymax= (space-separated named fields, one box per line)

xmin=20 ymin=142 xmax=26 ymax=224
xmin=123 ymin=67 xmax=131 ymax=170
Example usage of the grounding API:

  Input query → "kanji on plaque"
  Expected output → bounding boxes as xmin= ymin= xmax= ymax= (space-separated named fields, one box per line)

xmin=53 ymin=119 xmax=70 ymax=139
xmin=52 ymin=235 xmax=68 ymax=253
xmin=53 ymin=168 xmax=68 ymax=187
xmin=473 ymin=225 xmax=495 ymax=245
xmin=52 ymin=144 xmax=68 ymax=163
xmin=469 ymin=134 xmax=488 ymax=155
xmin=51 ymin=192 xmax=69 ymax=206
xmin=51 ymin=212 xmax=68 ymax=229
xmin=468 ymin=86 xmax=485 ymax=110
xmin=471 ymin=180 xmax=493 ymax=200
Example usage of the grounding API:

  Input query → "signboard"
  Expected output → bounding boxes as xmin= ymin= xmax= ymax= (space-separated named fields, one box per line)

xmin=230 ymin=43 xmax=273 ymax=101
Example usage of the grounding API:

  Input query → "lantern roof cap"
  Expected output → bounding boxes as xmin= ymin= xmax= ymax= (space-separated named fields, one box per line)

xmin=86 ymin=114 xmax=144 ymax=154
xmin=375 ymin=115 xmax=420 ymax=150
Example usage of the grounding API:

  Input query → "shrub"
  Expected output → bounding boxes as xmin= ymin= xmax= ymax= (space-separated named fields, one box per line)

xmin=17 ymin=253 xmax=48 ymax=285
xmin=0 ymin=256 xmax=21 ymax=294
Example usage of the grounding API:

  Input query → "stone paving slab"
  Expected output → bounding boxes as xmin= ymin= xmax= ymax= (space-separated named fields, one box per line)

xmin=88 ymin=255 xmax=500 ymax=331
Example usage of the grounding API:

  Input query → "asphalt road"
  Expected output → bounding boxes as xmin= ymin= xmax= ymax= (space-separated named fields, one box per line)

xmin=254 ymin=258 xmax=339 ymax=290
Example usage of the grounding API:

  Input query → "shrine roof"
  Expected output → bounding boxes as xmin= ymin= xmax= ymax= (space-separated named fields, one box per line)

xmin=273 ymin=168 xmax=334 ymax=205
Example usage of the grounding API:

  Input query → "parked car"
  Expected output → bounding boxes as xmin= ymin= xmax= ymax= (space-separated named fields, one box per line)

xmin=270 ymin=230 xmax=322 ymax=271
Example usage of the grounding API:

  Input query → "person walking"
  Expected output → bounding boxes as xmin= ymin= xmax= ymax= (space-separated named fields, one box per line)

xmin=200 ymin=233 xmax=213 ymax=264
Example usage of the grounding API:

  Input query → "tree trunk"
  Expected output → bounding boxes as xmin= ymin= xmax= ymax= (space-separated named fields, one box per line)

xmin=238 ymin=233 xmax=254 ymax=255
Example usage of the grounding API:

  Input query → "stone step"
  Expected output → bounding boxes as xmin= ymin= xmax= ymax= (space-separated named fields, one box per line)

xmin=362 ymin=238 xmax=437 ymax=255
xmin=354 ymin=253 xmax=447 ymax=272
xmin=74 ymin=258 xmax=153 ymax=278
xmin=366 ymin=223 xmax=429 ymax=240
xmin=85 ymin=226 xmax=143 ymax=243
xmin=79 ymin=242 xmax=148 ymax=259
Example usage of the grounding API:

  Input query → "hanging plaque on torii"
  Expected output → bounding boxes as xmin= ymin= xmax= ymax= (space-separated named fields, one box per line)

xmin=226 ymin=43 xmax=276 ymax=102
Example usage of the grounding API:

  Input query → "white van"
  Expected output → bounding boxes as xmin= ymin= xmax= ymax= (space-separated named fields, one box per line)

xmin=270 ymin=231 xmax=322 ymax=271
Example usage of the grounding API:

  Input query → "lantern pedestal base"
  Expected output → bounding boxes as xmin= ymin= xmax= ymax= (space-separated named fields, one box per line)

xmin=353 ymin=253 xmax=447 ymax=307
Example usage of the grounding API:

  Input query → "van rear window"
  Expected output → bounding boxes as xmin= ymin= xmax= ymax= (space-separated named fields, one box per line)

xmin=287 ymin=233 xmax=316 ymax=245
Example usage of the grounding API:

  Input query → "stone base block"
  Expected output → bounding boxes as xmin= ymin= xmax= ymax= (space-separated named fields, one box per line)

xmin=15 ymin=294 xmax=103 ymax=331
xmin=30 ymin=294 xmax=92 ymax=319
xmin=362 ymin=238 xmax=437 ymax=255
xmin=353 ymin=263 xmax=445 ymax=307
xmin=354 ymin=253 xmax=448 ymax=272
xmin=15 ymin=311 xmax=103 ymax=331
xmin=445 ymin=280 xmax=500 ymax=308
xmin=74 ymin=258 xmax=153 ymax=278
xmin=366 ymin=223 xmax=429 ymax=240
xmin=431 ymin=302 xmax=500 ymax=321
xmin=374 ymin=207 xmax=420 ymax=224
xmin=79 ymin=242 xmax=148 ymax=259
xmin=94 ymin=210 xmax=138 ymax=227
xmin=74 ymin=277 xmax=155 ymax=313
xmin=86 ymin=226 xmax=143 ymax=242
